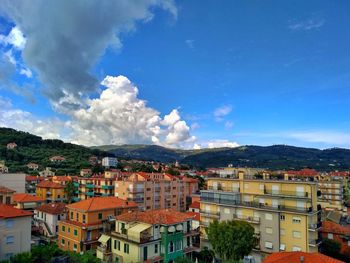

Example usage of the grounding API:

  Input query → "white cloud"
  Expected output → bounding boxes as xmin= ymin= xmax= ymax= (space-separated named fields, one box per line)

xmin=225 ymin=121 xmax=234 ymax=129
xmin=185 ymin=39 xmax=195 ymax=49
xmin=214 ymin=105 xmax=232 ymax=121
xmin=193 ymin=143 xmax=201 ymax=150
xmin=207 ymin=140 xmax=240 ymax=149
xmin=0 ymin=26 xmax=26 ymax=50
xmin=20 ymin=67 xmax=32 ymax=78
xmin=288 ymin=18 xmax=325 ymax=31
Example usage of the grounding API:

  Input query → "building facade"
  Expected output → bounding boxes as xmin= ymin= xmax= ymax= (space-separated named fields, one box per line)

xmin=36 ymin=180 xmax=66 ymax=203
xmin=102 ymin=157 xmax=118 ymax=168
xmin=200 ymin=172 xmax=322 ymax=261
xmin=57 ymin=197 xmax=138 ymax=253
xmin=13 ymin=193 xmax=45 ymax=211
xmin=0 ymin=186 xmax=15 ymax=205
xmin=96 ymin=209 xmax=199 ymax=263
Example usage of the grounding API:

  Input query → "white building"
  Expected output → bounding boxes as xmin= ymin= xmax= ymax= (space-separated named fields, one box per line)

xmin=34 ymin=202 xmax=67 ymax=237
xmin=102 ymin=157 xmax=118 ymax=168
xmin=0 ymin=173 xmax=25 ymax=193
xmin=0 ymin=204 xmax=32 ymax=261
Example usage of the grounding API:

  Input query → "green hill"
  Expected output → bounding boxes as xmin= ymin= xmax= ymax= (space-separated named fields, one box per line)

xmin=95 ymin=144 xmax=350 ymax=171
xmin=0 ymin=127 xmax=112 ymax=174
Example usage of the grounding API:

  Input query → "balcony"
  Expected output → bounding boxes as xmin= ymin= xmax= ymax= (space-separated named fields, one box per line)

xmin=128 ymin=188 xmax=144 ymax=194
xmin=263 ymin=189 xmax=310 ymax=199
xmin=200 ymin=211 xmax=220 ymax=219
xmin=73 ymin=182 xmax=79 ymax=187
xmin=308 ymin=238 xmax=322 ymax=247
xmin=102 ymin=185 xmax=114 ymax=190
xmin=308 ymin=222 xmax=322 ymax=231
xmin=207 ymin=185 xmax=239 ymax=192
xmin=233 ymin=214 xmax=260 ymax=224
xmin=72 ymin=197 xmax=81 ymax=202
xmin=127 ymin=197 xmax=144 ymax=203
xmin=86 ymin=191 xmax=94 ymax=196
xmin=86 ymin=183 xmax=95 ymax=189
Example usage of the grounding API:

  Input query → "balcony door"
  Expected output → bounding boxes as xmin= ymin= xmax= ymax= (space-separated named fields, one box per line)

xmin=272 ymin=185 xmax=279 ymax=195
xmin=143 ymin=246 xmax=148 ymax=261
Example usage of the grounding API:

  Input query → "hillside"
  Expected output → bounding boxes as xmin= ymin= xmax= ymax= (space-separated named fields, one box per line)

xmin=0 ymin=127 xmax=112 ymax=174
xmin=95 ymin=144 xmax=350 ymax=171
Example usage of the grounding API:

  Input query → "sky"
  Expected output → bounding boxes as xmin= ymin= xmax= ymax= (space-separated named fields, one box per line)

xmin=0 ymin=0 xmax=350 ymax=149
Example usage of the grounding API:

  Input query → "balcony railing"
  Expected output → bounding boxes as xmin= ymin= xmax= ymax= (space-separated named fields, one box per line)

xmin=102 ymin=185 xmax=114 ymax=190
xmin=127 ymin=197 xmax=144 ymax=203
xmin=233 ymin=214 xmax=260 ymax=224
xmin=207 ymin=186 xmax=240 ymax=192
xmin=308 ymin=222 xmax=322 ymax=231
xmin=200 ymin=211 xmax=220 ymax=218
xmin=201 ymin=196 xmax=315 ymax=214
xmin=86 ymin=184 xmax=95 ymax=189
xmin=308 ymin=238 xmax=322 ymax=246
xmin=128 ymin=188 xmax=144 ymax=194
xmin=86 ymin=191 xmax=94 ymax=196
xmin=264 ymin=189 xmax=310 ymax=198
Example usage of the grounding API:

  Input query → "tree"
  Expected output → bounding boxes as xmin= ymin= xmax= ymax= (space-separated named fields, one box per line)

xmin=206 ymin=220 xmax=256 ymax=261
xmin=64 ymin=180 xmax=76 ymax=204
xmin=174 ymin=256 xmax=194 ymax=263
xmin=321 ymin=239 xmax=341 ymax=258
xmin=196 ymin=247 xmax=215 ymax=263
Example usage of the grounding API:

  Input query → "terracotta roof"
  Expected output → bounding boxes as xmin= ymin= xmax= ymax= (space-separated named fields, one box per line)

xmin=321 ymin=221 xmax=350 ymax=236
xmin=37 ymin=180 xmax=63 ymax=189
xmin=0 ymin=185 xmax=16 ymax=194
xmin=186 ymin=211 xmax=200 ymax=221
xmin=52 ymin=176 xmax=72 ymax=181
xmin=67 ymin=197 xmax=137 ymax=212
xmin=330 ymin=171 xmax=350 ymax=177
xmin=189 ymin=201 xmax=200 ymax=210
xmin=0 ymin=204 xmax=32 ymax=218
xmin=286 ymin=169 xmax=318 ymax=176
xmin=25 ymin=175 xmax=44 ymax=182
xmin=13 ymin=193 xmax=45 ymax=203
xmin=116 ymin=209 xmax=193 ymax=225
xmin=263 ymin=252 xmax=343 ymax=263
xmin=36 ymin=202 xmax=66 ymax=214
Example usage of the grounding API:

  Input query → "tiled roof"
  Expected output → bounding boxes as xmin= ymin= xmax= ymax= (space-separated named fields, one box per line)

xmin=286 ymin=169 xmax=318 ymax=176
xmin=189 ymin=201 xmax=200 ymax=209
xmin=116 ymin=209 xmax=193 ymax=225
xmin=321 ymin=220 xmax=350 ymax=236
xmin=52 ymin=176 xmax=72 ymax=181
xmin=37 ymin=180 xmax=63 ymax=189
xmin=0 ymin=185 xmax=16 ymax=193
xmin=330 ymin=171 xmax=350 ymax=177
xmin=25 ymin=175 xmax=44 ymax=182
xmin=263 ymin=252 xmax=343 ymax=263
xmin=67 ymin=197 xmax=137 ymax=212
xmin=186 ymin=211 xmax=200 ymax=221
xmin=13 ymin=193 xmax=45 ymax=203
xmin=36 ymin=202 xmax=66 ymax=214
xmin=0 ymin=204 xmax=32 ymax=218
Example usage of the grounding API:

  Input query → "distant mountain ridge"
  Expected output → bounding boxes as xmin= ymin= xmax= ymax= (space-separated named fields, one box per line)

xmin=93 ymin=144 xmax=350 ymax=171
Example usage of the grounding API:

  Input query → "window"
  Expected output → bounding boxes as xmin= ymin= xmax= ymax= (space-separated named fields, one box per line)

xmin=70 ymin=212 xmax=73 ymax=219
xmin=169 ymin=241 xmax=174 ymax=253
xmin=280 ymin=214 xmax=285 ymax=221
xmin=61 ymin=238 xmax=65 ymax=246
xmin=244 ymin=183 xmax=249 ymax=189
xmin=280 ymin=244 xmax=286 ymax=251
xmin=6 ymin=219 xmax=14 ymax=228
xmin=347 ymin=240 xmax=350 ymax=247
xmin=6 ymin=236 xmax=14 ymax=244
xmin=113 ymin=240 xmax=120 ymax=251
xmin=265 ymin=227 xmax=273 ymax=234
xmin=292 ymin=246 xmax=301 ymax=252
xmin=265 ymin=213 xmax=273 ymax=220
xmin=280 ymin=228 xmax=285 ymax=236
xmin=68 ymin=227 xmax=70 ymax=233
xmin=265 ymin=242 xmax=273 ymax=249
xmin=154 ymin=243 xmax=158 ymax=253
xmin=73 ymin=244 xmax=77 ymax=251
xmin=328 ymin=233 xmax=333 ymax=239
xmin=76 ymin=213 xmax=79 ymax=220
xmin=58 ymin=215 xmax=61 ymax=220
xmin=62 ymin=225 xmax=65 ymax=232
xmin=5 ymin=253 xmax=13 ymax=260
xmin=83 ymin=214 xmax=86 ymax=223
xmin=293 ymin=231 xmax=301 ymax=238
xmin=292 ymin=217 xmax=301 ymax=223
xmin=98 ymin=213 xmax=102 ymax=220
xmin=224 ymin=208 xmax=230 ymax=214
xmin=74 ymin=229 xmax=78 ymax=236
xmin=124 ymin=243 xmax=129 ymax=254
xmin=259 ymin=184 xmax=264 ymax=190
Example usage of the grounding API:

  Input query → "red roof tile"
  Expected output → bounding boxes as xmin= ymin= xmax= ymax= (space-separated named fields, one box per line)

xmin=0 ymin=185 xmax=16 ymax=194
xmin=37 ymin=180 xmax=63 ymax=189
xmin=189 ymin=201 xmax=200 ymax=209
xmin=263 ymin=252 xmax=343 ymax=263
xmin=116 ymin=209 xmax=193 ymax=225
xmin=67 ymin=197 xmax=137 ymax=212
xmin=321 ymin=221 xmax=350 ymax=236
xmin=13 ymin=193 xmax=45 ymax=203
xmin=0 ymin=204 xmax=32 ymax=218
xmin=36 ymin=202 xmax=66 ymax=214
xmin=186 ymin=211 xmax=200 ymax=221
xmin=26 ymin=175 xmax=45 ymax=182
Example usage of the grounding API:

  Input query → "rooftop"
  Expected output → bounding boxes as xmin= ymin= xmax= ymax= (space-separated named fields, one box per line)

xmin=189 ymin=201 xmax=200 ymax=210
xmin=36 ymin=202 xmax=66 ymax=214
xmin=67 ymin=196 xmax=137 ymax=212
xmin=0 ymin=204 xmax=32 ymax=218
xmin=263 ymin=252 xmax=343 ymax=263
xmin=0 ymin=185 xmax=16 ymax=194
xmin=13 ymin=193 xmax=45 ymax=203
xmin=37 ymin=180 xmax=63 ymax=189
xmin=116 ymin=209 xmax=193 ymax=225
xmin=186 ymin=211 xmax=200 ymax=221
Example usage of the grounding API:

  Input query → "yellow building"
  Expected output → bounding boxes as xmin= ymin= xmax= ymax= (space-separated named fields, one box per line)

xmin=200 ymin=172 xmax=322 ymax=261
xmin=36 ymin=180 xmax=65 ymax=202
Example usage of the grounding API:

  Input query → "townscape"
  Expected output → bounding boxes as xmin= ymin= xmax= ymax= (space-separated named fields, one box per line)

xmin=1 ymin=136 xmax=350 ymax=263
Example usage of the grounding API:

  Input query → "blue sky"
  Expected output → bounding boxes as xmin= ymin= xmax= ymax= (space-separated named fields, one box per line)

xmin=1 ymin=0 xmax=350 ymax=149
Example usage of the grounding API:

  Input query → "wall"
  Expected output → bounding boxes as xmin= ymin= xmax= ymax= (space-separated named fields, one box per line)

xmin=0 ymin=173 xmax=25 ymax=193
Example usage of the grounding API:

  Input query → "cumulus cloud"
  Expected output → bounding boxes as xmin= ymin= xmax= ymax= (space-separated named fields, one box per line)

xmin=68 ymin=75 xmax=194 ymax=147
xmin=0 ymin=0 xmax=176 ymax=112
xmin=194 ymin=139 xmax=240 ymax=149
xmin=214 ymin=105 xmax=232 ymax=121
xmin=0 ymin=26 xmax=26 ymax=49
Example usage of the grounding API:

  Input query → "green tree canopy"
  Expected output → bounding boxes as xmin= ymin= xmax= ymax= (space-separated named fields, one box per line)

xmin=206 ymin=220 xmax=256 ymax=261
xmin=64 ymin=180 xmax=76 ymax=204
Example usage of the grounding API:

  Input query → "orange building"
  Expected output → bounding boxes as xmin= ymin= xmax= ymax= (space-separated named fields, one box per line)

xmin=115 ymin=173 xmax=199 ymax=212
xmin=36 ymin=180 xmax=65 ymax=202
xmin=57 ymin=196 xmax=138 ymax=253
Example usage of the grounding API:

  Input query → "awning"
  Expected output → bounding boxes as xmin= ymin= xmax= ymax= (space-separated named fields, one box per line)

xmin=98 ymin=234 xmax=111 ymax=244
xmin=128 ymin=223 xmax=151 ymax=234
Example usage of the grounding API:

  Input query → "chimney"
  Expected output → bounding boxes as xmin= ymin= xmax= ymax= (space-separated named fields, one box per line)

xmin=300 ymin=256 xmax=304 ymax=263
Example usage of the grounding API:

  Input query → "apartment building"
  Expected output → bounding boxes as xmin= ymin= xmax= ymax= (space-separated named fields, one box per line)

xmin=0 ymin=186 xmax=15 ymax=204
xmin=115 ymin=173 xmax=189 ymax=212
xmin=25 ymin=175 xmax=45 ymax=194
xmin=0 ymin=204 xmax=32 ymax=261
xmin=96 ymin=209 xmax=199 ymax=263
xmin=76 ymin=171 xmax=118 ymax=201
xmin=36 ymin=180 xmax=66 ymax=202
xmin=200 ymin=172 xmax=322 ymax=261
xmin=13 ymin=193 xmax=45 ymax=210
xmin=34 ymin=202 xmax=67 ymax=238
xmin=102 ymin=157 xmax=118 ymax=168
xmin=58 ymin=197 xmax=138 ymax=253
